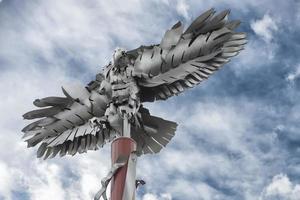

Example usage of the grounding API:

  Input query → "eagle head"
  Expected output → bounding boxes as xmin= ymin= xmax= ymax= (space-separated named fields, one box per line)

xmin=112 ymin=47 xmax=127 ymax=68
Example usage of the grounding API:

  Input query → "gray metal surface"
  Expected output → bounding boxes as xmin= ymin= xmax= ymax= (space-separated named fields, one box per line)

xmin=94 ymin=155 xmax=128 ymax=200
xmin=122 ymin=152 xmax=137 ymax=200
xmin=22 ymin=8 xmax=246 ymax=159
xmin=94 ymin=152 xmax=137 ymax=200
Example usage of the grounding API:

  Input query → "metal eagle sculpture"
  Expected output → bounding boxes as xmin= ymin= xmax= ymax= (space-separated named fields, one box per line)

xmin=22 ymin=9 xmax=247 ymax=159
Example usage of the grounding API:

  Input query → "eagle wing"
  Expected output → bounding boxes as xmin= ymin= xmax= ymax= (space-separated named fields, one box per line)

xmin=22 ymin=73 xmax=116 ymax=159
xmin=130 ymin=9 xmax=247 ymax=102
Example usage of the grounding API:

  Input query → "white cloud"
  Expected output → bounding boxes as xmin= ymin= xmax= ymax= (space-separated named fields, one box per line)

xmin=139 ymin=99 xmax=275 ymax=200
xmin=0 ymin=162 xmax=14 ymax=200
xmin=176 ymin=0 xmax=190 ymax=20
xmin=27 ymin=163 xmax=66 ymax=200
xmin=265 ymin=174 xmax=293 ymax=196
xmin=142 ymin=193 xmax=172 ymax=200
xmin=231 ymin=13 xmax=281 ymax=74
xmin=161 ymin=193 xmax=172 ymax=200
xmin=260 ymin=174 xmax=300 ymax=200
xmin=287 ymin=64 xmax=300 ymax=82
xmin=143 ymin=193 xmax=158 ymax=200
xmin=251 ymin=14 xmax=278 ymax=42
xmin=165 ymin=179 xmax=219 ymax=200
xmin=231 ymin=38 xmax=278 ymax=74
xmin=0 ymin=0 xmax=168 ymax=75
xmin=0 ymin=69 xmax=77 ymax=199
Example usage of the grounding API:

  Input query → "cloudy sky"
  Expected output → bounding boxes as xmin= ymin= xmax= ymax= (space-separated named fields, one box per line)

xmin=0 ymin=0 xmax=300 ymax=199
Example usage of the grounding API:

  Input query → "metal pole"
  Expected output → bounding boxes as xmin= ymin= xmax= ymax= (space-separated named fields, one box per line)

xmin=123 ymin=116 xmax=131 ymax=138
xmin=110 ymin=118 xmax=137 ymax=200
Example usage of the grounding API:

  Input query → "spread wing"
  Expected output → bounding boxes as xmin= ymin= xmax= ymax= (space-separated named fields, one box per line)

xmin=22 ymin=73 xmax=115 ymax=159
xmin=129 ymin=9 xmax=247 ymax=102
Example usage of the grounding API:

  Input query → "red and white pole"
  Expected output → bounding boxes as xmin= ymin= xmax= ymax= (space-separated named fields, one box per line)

xmin=110 ymin=116 xmax=137 ymax=200
xmin=94 ymin=118 xmax=137 ymax=200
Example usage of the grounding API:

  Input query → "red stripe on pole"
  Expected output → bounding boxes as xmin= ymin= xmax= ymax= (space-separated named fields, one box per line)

xmin=111 ymin=137 xmax=136 ymax=200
